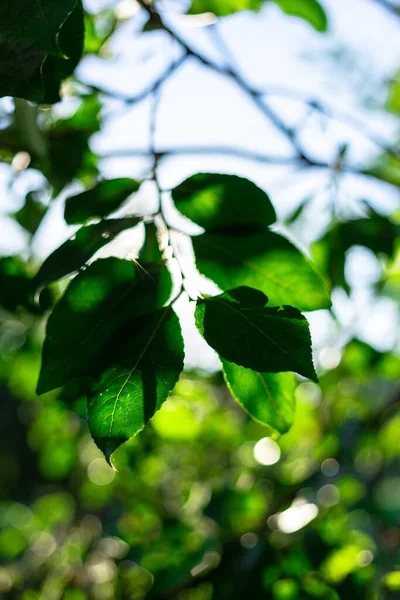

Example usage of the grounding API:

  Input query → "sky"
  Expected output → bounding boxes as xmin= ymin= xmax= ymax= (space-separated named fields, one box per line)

xmin=0 ymin=0 xmax=399 ymax=370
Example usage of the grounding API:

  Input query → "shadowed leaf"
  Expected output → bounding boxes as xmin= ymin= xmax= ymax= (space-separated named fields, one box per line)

xmin=0 ymin=1 xmax=84 ymax=103
xmin=64 ymin=178 xmax=141 ymax=225
xmin=195 ymin=287 xmax=317 ymax=381
xmin=0 ymin=257 xmax=51 ymax=314
xmin=34 ymin=218 xmax=141 ymax=289
xmin=14 ymin=191 xmax=47 ymax=235
xmin=37 ymin=257 xmax=173 ymax=394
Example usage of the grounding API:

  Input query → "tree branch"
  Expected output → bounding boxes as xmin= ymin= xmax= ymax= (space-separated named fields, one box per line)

xmin=100 ymin=145 xmax=299 ymax=164
xmin=258 ymin=85 xmax=400 ymax=159
xmin=99 ymin=145 xmax=397 ymax=188
xmin=134 ymin=0 xmax=400 ymax=177
xmin=139 ymin=1 xmax=311 ymax=161
xmin=370 ymin=0 xmax=400 ymax=18
xmin=86 ymin=52 xmax=187 ymax=104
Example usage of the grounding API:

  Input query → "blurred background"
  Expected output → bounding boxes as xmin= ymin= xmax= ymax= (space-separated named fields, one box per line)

xmin=0 ymin=0 xmax=400 ymax=598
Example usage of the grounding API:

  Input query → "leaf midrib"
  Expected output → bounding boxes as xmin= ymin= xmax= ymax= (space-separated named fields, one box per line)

xmin=107 ymin=307 xmax=170 ymax=435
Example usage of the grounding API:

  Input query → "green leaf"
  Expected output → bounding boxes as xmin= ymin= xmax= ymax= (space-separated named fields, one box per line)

xmin=83 ymin=11 xmax=117 ymax=55
xmin=139 ymin=223 xmax=164 ymax=264
xmin=0 ymin=256 xmax=51 ymax=314
xmin=284 ymin=197 xmax=310 ymax=225
xmin=0 ymin=40 xmax=45 ymax=103
xmin=34 ymin=218 xmax=140 ymax=289
xmin=37 ymin=257 xmax=173 ymax=394
xmin=87 ymin=307 xmax=184 ymax=461
xmin=172 ymin=173 xmax=276 ymax=230
xmin=312 ymin=208 xmax=399 ymax=292
xmin=272 ymin=0 xmax=328 ymax=32
xmin=188 ymin=0 xmax=263 ymax=17
xmin=0 ymin=0 xmax=78 ymax=56
xmin=64 ymin=179 xmax=141 ymax=225
xmin=47 ymin=94 xmax=101 ymax=191
xmin=217 ymin=286 xmax=269 ymax=307
xmin=0 ymin=1 xmax=84 ymax=103
xmin=195 ymin=287 xmax=317 ymax=381
xmin=13 ymin=191 xmax=47 ymax=235
xmin=222 ymin=360 xmax=296 ymax=433
xmin=364 ymin=154 xmax=400 ymax=188
xmin=387 ymin=71 xmax=400 ymax=114
xmin=192 ymin=229 xmax=331 ymax=311
xmin=195 ymin=288 xmax=317 ymax=381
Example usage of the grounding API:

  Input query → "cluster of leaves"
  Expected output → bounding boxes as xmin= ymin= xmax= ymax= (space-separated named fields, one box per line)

xmin=0 ymin=0 xmax=336 ymax=467
xmin=32 ymin=172 xmax=329 ymax=461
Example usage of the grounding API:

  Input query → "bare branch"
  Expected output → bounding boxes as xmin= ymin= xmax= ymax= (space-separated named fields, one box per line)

xmin=370 ymin=0 xmax=400 ymax=18
xmin=136 ymin=0 xmax=400 ymax=174
xmin=260 ymin=85 xmax=400 ymax=159
xmin=98 ymin=144 xmax=398 ymax=190
xmin=86 ymin=52 xmax=187 ymax=104
xmin=100 ymin=145 xmax=299 ymax=164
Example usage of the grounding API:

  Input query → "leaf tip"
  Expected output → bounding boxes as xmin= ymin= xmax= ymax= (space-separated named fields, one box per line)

xmin=36 ymin=375 xmax=50 ymax=396
xmin=35 ymin=383 xmax=45 ymax=396
xmin=36 ymin=366 xmax=62 ymax=396
xmin=94 ymin=437 xmax=126 ymax=466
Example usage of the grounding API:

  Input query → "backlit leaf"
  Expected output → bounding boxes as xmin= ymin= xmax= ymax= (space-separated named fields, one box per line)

xmin=188 ymin=0 xmax=263 ymax=17
xmin=64 ymin=179 xmax=141 ymax=225
xmin=34 ymin=218 xmax=140 ymax=289
xmin=88 ymin=307 xmax=184 ymax=461
xmin=222 ymin=361 xmax=296 ymax=433
xmin=193 ymin=229 xmax=331 ymax=311
xmin=195 ymin=287 xmax=317 ymax=381
xmin=37 ymin=257 xmax=172 ymax=394
xmin=172 ymin=173 xmax=276 ymax=230
xmin=139 ymin=223 xmax=164 ymax=264
xmin=272 ymin=0 xmax=328 ymax=32
xmin=47 ymin=94 xmax=101 ymax=191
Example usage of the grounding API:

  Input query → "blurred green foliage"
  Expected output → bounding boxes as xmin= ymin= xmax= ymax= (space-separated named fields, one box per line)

xmin=1 ymin=316 xmax=400 ymax=598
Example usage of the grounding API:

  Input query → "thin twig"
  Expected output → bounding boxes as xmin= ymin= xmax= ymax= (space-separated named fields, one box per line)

xmin=370 ymin=0 xmax=400 ymax=18
xmin=135 ymin=1 xmax=400 ymax=171
xmin=99 ymin=145 xmax=398 ymax=187
xmin=140 ymin=2 xmax=311 ymax=162
xmin=207 ymin=22 xmax=308 ymax=159
xmin=100 ymin=145 xmax=299 ymax=164
xmin=86 ymin=52 xmax=187 ymax=104
xmin=259 ymin=85 xmax=400 ymax=159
